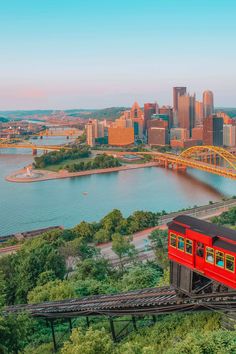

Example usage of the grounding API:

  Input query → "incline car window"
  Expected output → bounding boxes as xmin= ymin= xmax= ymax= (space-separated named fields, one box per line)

xmin=170 ymin=233 xmax=177 ymax=248
xmin=177 ymin=236 xmax=185 ymax=251
xmin=215 ymin=250 xmax=224 ymax=268
xmin=206 ymin=247 xmax=214 ymax=264
xmin=185 ymin=239 xmax=193 ymax=255
xmin=225 ymin=254 xmax=235 ymax=272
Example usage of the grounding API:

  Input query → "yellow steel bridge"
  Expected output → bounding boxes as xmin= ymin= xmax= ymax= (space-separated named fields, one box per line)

xmin=113 ymin=146 xmax=236 ymax=180
xmin=0 ymin=142 xmax=68 ymax=155
xmin=1 ymin=143 xmax=236 ymax=179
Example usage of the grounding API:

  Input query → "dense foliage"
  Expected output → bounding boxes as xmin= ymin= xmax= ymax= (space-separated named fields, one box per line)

xmin=212 ymin=206 xmax=236 ymax=226
xmin=0 ymin=209 xmax=160 ymax=306
xmin=33 ymin=145 xmax=91 ymax=168
xmin=149 ymin=229 xmax=169 ymax=269
xmin=59 ymin=313 xmax=236 ymax=354
xmin=1 ymin=207 xmax=235 ymax=353
xmin=66 ymin=154 xmax=121 ymax=172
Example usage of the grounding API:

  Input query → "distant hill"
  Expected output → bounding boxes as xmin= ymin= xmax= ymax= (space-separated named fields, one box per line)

xmin=215 ymin=108 xmax=236 ymax=118
xmin=0 ymin=117 xmax=9 ymax=122
xmin=0 ymin=107 xmax=128 ymax=121
xmin=67 ymin=107 xmax=128 ymax=120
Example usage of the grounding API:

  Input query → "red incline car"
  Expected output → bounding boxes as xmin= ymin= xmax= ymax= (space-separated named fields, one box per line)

xmin=168 ymin=215 xmax=236 ymax=295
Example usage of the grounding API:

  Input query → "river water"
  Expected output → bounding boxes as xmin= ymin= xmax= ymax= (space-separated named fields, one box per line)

xmin=1 ymin=139 xmax=236 ymax=236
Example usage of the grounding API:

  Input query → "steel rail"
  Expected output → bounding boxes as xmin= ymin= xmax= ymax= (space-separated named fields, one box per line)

xmin=5 ymin=286 xmax=236 ymax=319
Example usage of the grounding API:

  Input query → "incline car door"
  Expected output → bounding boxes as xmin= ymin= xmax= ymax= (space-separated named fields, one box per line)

xmin=195 ymin=242 xmax=205 ymax=272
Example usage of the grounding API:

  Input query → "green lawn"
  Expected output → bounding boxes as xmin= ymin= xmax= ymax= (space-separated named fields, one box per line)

xmin=38 ymin=156 xmax=150 ymax=172
xmin=40 ymin=157 xmax=93 ymax=172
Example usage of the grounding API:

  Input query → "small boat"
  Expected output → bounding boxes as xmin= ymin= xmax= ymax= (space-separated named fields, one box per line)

xmin=82 ymin=192 xmax=88 ymax=195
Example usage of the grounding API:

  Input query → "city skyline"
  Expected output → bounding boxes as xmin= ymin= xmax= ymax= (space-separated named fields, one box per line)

xmin=0 ymin=0 xmax=236 ymax=109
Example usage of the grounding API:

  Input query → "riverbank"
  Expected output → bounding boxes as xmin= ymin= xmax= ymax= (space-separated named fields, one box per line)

xmin=6 ymin=161 xmax=159 ymax=183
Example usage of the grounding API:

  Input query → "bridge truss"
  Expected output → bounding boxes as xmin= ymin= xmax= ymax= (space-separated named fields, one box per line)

xmin=179 ymin=146 xmax=236 ymax=171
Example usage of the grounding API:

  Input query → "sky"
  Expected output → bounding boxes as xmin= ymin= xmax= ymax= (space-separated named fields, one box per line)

xmin=0 ymin=0 xmax=236 ymax=110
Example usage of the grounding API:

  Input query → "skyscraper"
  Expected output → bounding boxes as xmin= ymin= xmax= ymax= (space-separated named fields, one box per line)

xmin=223 ymin=125 xmax=236 ymax=147
xmin=130 ymin=102 xmax=144 ymax=138
xmin=195 ymin=101 xmax=203 ymax=125
xmin=144 ymin=103 xmax=158 ymax=130
xmin=148 ymin=127 xmax=169 ymax=146
xmin=178 ymin=94 xmax=195 ymax=136
xmin=86 ymin=121 xmax=95 ymax=147
xmin=159 ymin=106 xmax=173 ymax=128
xmin=173 ymin=87 xmax=187 ymax=111
xmin=203 ymin=115 xmax=223 ymax=146
xmin=203 ymin=90 xmax=214 ymax=119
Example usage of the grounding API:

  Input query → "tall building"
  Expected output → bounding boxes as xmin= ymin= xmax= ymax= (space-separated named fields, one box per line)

xmin=130 ymin=102 xmax=144 ymax=138
xmin=203 ymin=90 xmax=214 ymax=119
xmin=147 ymin=118 xmax=168 ymax=129
xmin=108 ymin=127 xmax=134 ymax=146
xmin=170 ymin=128 xmax=189 ymax=141
xmin=223 ymin=125 xmax=236 ymax=147
xmin=144 ymin=103 xmax=158 ymax=130
xmin=195 ymin=101 xmax=203 ymax=125
xmin=86 ymin=119 xmax=106 ymax=146
xmin=178 ymin=94 xmax=195 ymax=136
xmin=148 ymin=127 xmax=169 ymax=146
xmin=86 ymin=121 xmax=95 ymax=147
xmin=173 ymin=87 xmax=187 ymax=111
xmin=203 ymin=115 xmax=223 ymax=146
xmin=98 ymin=121 xmax=105 ymax=137
xmin=158 ymin=106 xmax=173 ymax=128
xmin=192 ymin=126 xmax=203 ymax=141
xmin=130 ymin=101 xmax=143 ymax=120
xmin=115 ymin=115 xmax=133 ymax=128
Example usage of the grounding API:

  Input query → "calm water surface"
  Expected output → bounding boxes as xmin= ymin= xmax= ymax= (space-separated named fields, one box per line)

xmin=1 ymin=141 xmax=236 ymax=236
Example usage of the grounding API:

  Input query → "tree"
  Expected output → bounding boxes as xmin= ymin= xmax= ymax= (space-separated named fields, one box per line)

xmin=166 ymin=330 xmax=236 ymax=354
xmin=36 ymin=270 xmax=56 ymax=286
xmin=0 ymin=270 xmax=6 ymax=308
xmin=94 ymin=228 xmax=111 ymax=243
xmin=24 ymin=343 xmax=54 ymax=354
xmin=60 ymin=237 xmax=98 ymax=260
xmin=27 ymin=280 xmax=76 ymax=304
xmin=13 ymin=237 xmax=66 ymax=303
xmin=120 ymin=263 xmax=162 ymax=291
xmin=111 ymin=233 xmax=136 ymax=271
xmin=101 ymin=209 xmax=124 ymax=235
xmin=149 ymin=229 xmax=168 ymax=269
xmin=73 ymin=221 xmax=95 ymax=241
xmin=157 ymin=268 xmax=170 ymax=287
xmin=0 ymin=313 xmax=34 ymax=354
xmin=0 ymin=255 xmax=18 ymax=305
xmin=75 ymin=258 xmax=112 ymax=281
xmin=212 ymin=207 xmax=236 ymax=226
xmin=61 ymin=327 xmax=114 ymax=354
xmin=127 ymin=211 xmax=159 ymax=233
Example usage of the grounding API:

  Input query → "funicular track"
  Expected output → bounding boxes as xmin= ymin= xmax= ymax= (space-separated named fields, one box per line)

xmin=6 ymin=286 xmax=236 ymax=350
xmin=6 ymin=286 xmax=236 ymax=319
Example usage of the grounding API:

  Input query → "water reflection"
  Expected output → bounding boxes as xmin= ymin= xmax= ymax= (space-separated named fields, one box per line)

xmin=0 ymin=151 xmax=234 ymax=236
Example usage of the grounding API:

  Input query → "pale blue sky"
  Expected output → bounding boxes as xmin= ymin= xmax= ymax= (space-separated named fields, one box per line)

xmin=0 ymin=0 xmax=235 ymax=109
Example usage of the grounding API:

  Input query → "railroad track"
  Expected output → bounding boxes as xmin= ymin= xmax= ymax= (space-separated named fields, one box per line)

xmin=5 ymin=286 xmax=236 ymax=319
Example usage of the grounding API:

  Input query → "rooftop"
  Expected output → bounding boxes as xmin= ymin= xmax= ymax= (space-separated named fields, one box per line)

xmin=172 ymin=215 xmax=236 ymax=243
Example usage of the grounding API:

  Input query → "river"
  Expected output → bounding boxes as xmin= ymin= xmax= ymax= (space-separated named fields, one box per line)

xmin=1 ymin=140 xmax=236 ymax=236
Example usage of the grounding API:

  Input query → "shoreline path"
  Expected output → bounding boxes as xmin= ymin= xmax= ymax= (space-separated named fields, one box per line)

xmin=6 ymin=162 xmax=159 ymax=183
